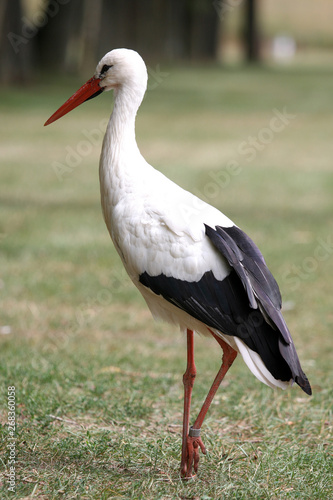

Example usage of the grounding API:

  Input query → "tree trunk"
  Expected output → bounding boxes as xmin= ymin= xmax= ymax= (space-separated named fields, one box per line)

xmin=189 ymin=0 xmax=219 ymax=60
xmin=99 ymin=0 xmax=219 ymax=62
xmin=78 ymin=0 xmax=103 ymax=75
xmin=0 ymin=0 xmax=33 ymax=84
xmin=244 ymin=0 xmax=260 ymax=62
xmin=36 ymin=0 xmax=84 ymax=73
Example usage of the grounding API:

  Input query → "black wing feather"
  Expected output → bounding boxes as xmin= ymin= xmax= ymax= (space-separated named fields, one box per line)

xmin=205 ymin=224 xmax=311 ymax=395
xmin=139 ymin=224 xmax=311 ymax=396
xmin=140 ymin=269 xmax=293 ymax=384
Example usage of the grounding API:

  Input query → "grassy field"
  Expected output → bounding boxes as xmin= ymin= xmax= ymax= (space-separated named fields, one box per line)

xmin=0 ymin=62 xmax=332 ymax=499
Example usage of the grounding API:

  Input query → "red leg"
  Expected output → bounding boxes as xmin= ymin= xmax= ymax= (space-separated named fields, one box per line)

xmin=180 ymin=329 xmax=198 ymax=477
xmin=181 ymin=329 xmax=237 ymax=478
xmin=193 ymin=331 xmax=238 ymax=430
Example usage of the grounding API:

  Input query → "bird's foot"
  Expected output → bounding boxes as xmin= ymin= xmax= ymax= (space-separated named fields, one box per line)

xmin=180 ymin=427 xmax=206 ymax=479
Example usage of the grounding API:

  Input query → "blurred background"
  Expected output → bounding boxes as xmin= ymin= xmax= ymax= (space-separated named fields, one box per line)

xmin=0 ymin=1 xmax=332 ymax=498
xmin=1 ymin=0 xmax=333 ymax=83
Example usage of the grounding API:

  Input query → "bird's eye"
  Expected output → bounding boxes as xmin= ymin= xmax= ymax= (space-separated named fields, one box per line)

xmin=101 ymin=64 xmax=113 ymax=75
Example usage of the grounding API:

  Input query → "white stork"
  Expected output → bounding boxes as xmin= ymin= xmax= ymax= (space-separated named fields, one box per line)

xmin=45 ymin=49 xmax=311 ymax=478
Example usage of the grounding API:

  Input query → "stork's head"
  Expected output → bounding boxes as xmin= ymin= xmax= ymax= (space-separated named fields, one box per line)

xmin=96 ymin=49 xmax=148 ymax=92
xmin=44 ymin=49 xmax=148 ymax=126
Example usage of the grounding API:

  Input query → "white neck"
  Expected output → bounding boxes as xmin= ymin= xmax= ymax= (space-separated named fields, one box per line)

xmin=99 ymin=82 xmax=147 ymax=210
xmin=110 ymin=86 xmax=140 ymax=150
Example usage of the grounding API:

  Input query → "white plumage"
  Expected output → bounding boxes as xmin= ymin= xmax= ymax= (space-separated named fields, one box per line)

xmin=45 ymin=48 xmax=311 ymax=477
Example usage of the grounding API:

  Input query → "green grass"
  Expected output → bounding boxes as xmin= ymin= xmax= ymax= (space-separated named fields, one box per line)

xmin=0 ymin=62 xmax=332 ymax=499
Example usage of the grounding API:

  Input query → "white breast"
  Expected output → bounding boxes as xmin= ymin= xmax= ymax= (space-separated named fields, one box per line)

xmin=101 ymin=155 xmax=233 ymax=285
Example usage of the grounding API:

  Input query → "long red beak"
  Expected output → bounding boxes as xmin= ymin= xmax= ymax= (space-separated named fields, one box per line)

xmin=44 ymin=76 xmax=103 ymax=126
